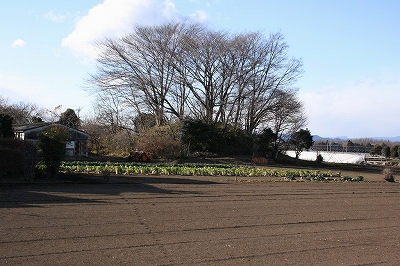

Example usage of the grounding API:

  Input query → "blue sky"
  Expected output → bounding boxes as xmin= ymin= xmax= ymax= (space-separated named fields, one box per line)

xmin=1 ymin=0 xmax=399 ymax=138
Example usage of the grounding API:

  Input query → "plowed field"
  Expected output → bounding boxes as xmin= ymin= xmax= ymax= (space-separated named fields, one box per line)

xmin=1 ymin=176 xmax=399 ymax=265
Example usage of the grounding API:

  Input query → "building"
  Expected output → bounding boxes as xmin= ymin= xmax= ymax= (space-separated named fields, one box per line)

xmin=13 ymin=122 xmax=89 ymax=157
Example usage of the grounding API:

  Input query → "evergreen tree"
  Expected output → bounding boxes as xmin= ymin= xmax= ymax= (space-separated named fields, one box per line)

xmin=290 ymin=128 xmax=314 ymax=159
xmin=38 ymin=126 xmax=70 ymax=179
xmin=58 ymin=108 xmax=80 ymax=129
xmin=381 ymin=146 xmax=390 ymax=158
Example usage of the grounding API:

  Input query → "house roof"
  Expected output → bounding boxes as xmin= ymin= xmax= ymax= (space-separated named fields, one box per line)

xmin=13 ymin=122 xmax=89 ymax=139
xmin=13 ymin=122 xmax=51 ymax=132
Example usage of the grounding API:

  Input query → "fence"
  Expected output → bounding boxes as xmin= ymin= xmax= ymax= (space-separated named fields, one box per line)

xmin=310 ymin=144 xmax=372 ymax=153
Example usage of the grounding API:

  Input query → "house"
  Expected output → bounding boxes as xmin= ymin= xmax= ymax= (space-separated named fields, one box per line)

xmin=13 ymin=122 xmax=89 ymax=157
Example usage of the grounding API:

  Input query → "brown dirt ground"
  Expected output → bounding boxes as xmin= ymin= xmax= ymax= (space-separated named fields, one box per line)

xmin=1 ymin=156 xmax=399 ymax=265
xmin=1 ymin=170 xmax=400 ymax=265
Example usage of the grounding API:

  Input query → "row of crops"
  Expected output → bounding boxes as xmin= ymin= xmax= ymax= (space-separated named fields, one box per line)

xmin=42 ymin=161 xmax=364 ymax=181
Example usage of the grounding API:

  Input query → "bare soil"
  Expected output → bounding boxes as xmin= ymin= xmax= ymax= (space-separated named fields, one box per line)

xmin=1 ymin=156 xmax=399 ymax=265
xmin=1 ymin=171 xmax=400 ymax=265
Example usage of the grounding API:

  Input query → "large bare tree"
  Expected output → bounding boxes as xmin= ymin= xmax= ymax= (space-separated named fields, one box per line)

xmin=88 ymin=22 xmax=305 ymax=138
xmin=89 ymin=22 xmax=202 ymax=127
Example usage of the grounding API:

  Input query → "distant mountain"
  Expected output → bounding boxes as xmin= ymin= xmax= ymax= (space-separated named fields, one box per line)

xmin=312 ymin=135 xmax=348 ymax=142
xmin=313 ymin=135 xmax=400 ymax=142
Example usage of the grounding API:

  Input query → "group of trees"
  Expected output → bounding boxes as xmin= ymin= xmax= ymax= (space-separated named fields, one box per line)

xmin=80 ymin=22 xmax=308 ymax=157
xmin=2 ymin=22 xmax=311 ymax=161
xmin=370 ymin=144 xmax=400 ymax=158
xmin=313 ymin=139 xmax=400 ymax=158
xmin=0 ymin=96 xmax=44 ymax=124
xmin=88 ymin=22 xmax=306 ymax=141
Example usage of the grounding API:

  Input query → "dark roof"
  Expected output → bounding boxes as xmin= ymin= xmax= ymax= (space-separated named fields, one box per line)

xmin=13 ymin=122 xmax=89 ymax=139
xmin=13 ymin=122 xmax=51 ymax=132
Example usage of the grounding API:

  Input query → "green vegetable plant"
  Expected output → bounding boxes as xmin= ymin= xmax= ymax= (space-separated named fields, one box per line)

xmin=53 ymin=161 xmax=364 ymax=182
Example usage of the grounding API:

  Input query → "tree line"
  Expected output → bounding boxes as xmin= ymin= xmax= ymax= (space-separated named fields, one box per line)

xmin=2 ymin=22 xmax=311 ymax=159
xmin=88 ymin=22 xmax=305 ymax=137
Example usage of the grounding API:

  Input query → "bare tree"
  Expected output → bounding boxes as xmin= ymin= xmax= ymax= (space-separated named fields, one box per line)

xmin=88 ymin=22 xmax=306 ymax=148
xmin=175 ymin=28 xmax=237 ymax=124
xmin=223 ymin=32 xmax=264 ymax=128
xmin=266 ymin=90 xmax=307 ymax=157
xmin=0 ymin=96 xmax=45 ymax=124
xmin=241 ymin=32 xmax=303 ymax=134
xmin=89 ymin=22 xmax=201 ymax=128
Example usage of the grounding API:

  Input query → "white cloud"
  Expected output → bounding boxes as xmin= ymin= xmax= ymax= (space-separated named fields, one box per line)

xmin=45 ymin=11 xmax=69 ymax=23
xmin=300 ymin=74 xmax=400 ymax=138
xmin=61 ymin=0 xmax=182 ymax=61
xmin=11 ymin=39 xmax=26 ymax=48
xmin=189 ymin=10 xmax=210 ymax=22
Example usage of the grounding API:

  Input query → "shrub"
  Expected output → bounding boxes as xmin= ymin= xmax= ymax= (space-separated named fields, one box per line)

xmin=82 ymin=123 xmax=135 ymax=156
xmin=103 ymin=130 xmax=135 ymax=157
xmin=316 ymin=154 xmax=323 ymax=163
xmin=0 ymin=139 xmax=37 ymax=180
xmin=135 ymin=125 xmax=180 ymax=158
xmin=180 ymin=119 xmax=253 ymax=156
xmin=180 ymin=119 xmax=218 ymax=155
xmin=0 ymin=113 xmax=14 ymax=138
xmin=254 ymin=128 xmax=277 ymax=159
xmin=38 ymin=126 xmax=70 ymax=179
xmin=383 ymin=167 xmax=395 ymax=182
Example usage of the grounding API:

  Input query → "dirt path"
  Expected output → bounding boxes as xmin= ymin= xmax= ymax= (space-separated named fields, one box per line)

xmin=1 ymin=177 xmax=399 ymax=265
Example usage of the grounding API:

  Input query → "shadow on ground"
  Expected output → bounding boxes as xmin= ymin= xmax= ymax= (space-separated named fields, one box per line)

xmin=0 ymin=174 xmax=217 ymax=209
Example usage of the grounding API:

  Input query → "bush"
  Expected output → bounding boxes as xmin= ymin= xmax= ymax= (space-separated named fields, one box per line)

xmin=316 ymin=154 xmax=324 ymax=163
xmin=38 ymin=126 xmax=69 ymax=179
xmin=135 ymin=125 xmax=180 ymax=158
xmin=82 ymin=123 xmax=135 ymax=156
xmin=101 ymin=130 xmax=135 ymax=157
xmin=0 ymin=139 xmax=37 ymax=180
xmin=254 ymin=128 xmax=277 ymax=158
xmin=180 ymin=119 xmax=218 ymax=154
xmin=0 ymin=113 xmax=14 ymax=138
xmin=383 ymin=167 xmax=395 ymax=182
xmin=180 ymin=119 xmax=253 ymax=156
xmin=217 ymin=124 xmax=253 ymax=155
